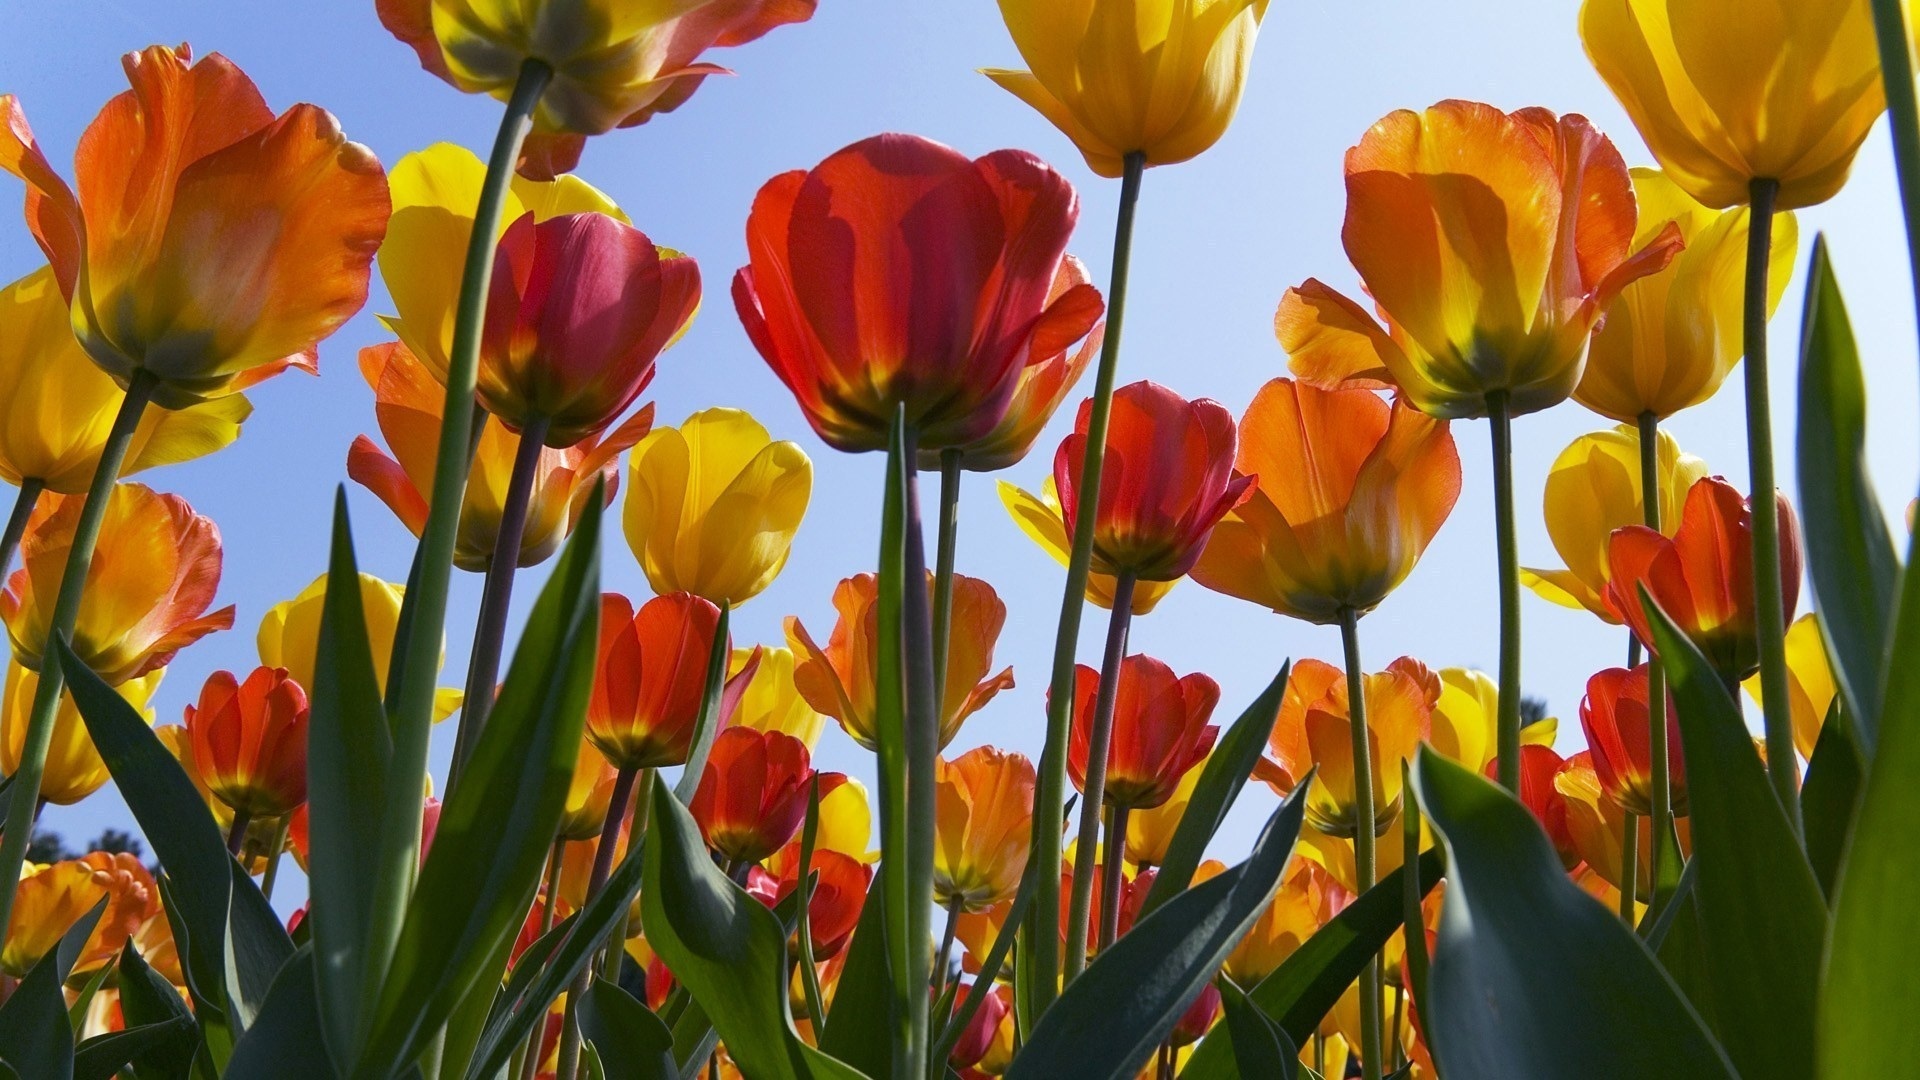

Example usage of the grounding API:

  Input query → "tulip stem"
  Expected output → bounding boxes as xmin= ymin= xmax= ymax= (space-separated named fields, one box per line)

xmin=900 ymin=427 xmax=941 ymax=1080
xmin=1027 ymin=151 xmax=1145 ymax=1018
xmin=226 ymin=809 xmax=253 ymax=859
xmin=1637 ymin=411 xmax=1674 ymax=904
xmin=1742 ymin=178 xmax=1800 ymax=827
xmin=260 ymin=816 xmax=292 ymax=900
xmin=1098 ymin=803 xmax=1130 ymax=951
xmin=1619 ymin=811 xmax=1639 ymax=924
xmin=556 ymin=765 xmax=638 ymax=1080
xmin=1401 ymin=759 xmax=1430 ymax=1039
xmin=931 ymin=448 xmax=963 ymax=710
xmin=1486 ymin=390 xmax=1522 ymax=795
xmin=516 ymin=837 xmax=568 ymax=1080
xmin=0 ymin=479 xmax=43 ymax=582
xmin=0 ymin=369 xmax=154 ymax=942
xmin=796 ymin=774 xmax=827 ymax=1032
xmin=1869 ymin=0 xmax=1920 ymax=361
xmin=932 ymin=895 xmax=963 ymax=1003
xmin=1339 ymin=605 xmax=1383 ymax=1080
xmin=450 ymin=414 xmax=552 ymax=791
xmin=1063 ymin=571 xmax=1136 ymax=985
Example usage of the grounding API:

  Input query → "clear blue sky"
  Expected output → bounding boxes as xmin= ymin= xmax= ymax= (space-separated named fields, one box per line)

xmin=3 ymin=1 xmax=1916 ymax=913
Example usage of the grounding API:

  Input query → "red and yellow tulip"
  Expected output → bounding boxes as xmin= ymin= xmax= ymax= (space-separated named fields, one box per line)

xmin=933 ymin=746 xmax=1036 ymax=911
xmin=998 ymin=476 xmax=1177 ymax=615
xmin=586 ymin=591 xmax=725 ymax=771
xmin=688 ymin=727 xmax=819 ymax=865
xmin=1579 ymin=664 xmax=1686 ymax=818
xmin=1068 ymin=655 xmax=1219 ymax=811
xmin=184 ymin=666 xmax=310 ymax=820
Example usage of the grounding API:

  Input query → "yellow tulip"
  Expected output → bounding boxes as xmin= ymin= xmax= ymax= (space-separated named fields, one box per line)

xmin=0 ymin=662 xmax=160 ymax=806
xmin=1581 ymin=0 xmax=1886 ymax=209
xmin=728 ymin=646 xmax=825 ymax=750
xmin=1221 ymin=858 xmax=1342 ymax=987
xmin=1125 ymin=755 xmax=1203 ymax=867
xmin=1427 ymin=666 xmax=1558 ymax=776
xmin=984 ymin=0 xmax=1270 ymax=177
xmin=998 ymin=476 xmax=1176 ymax=616
xmin=557 ymin=738 xmax=619 ymax=842
xmin=1521 ymin=425 xmax=1710 ymax=623
xmin=624 ymin=409 xmax=811 ymax=607
xmin=0 ymin=267 xmax=249 ymax=495
xmin=1744 ymin=613 xmax=1838 ymax=760
xmin=1577 ymin=170 xmax=1800 ymax=422
xmin=257 ymin=572 xmax=462 ymax=721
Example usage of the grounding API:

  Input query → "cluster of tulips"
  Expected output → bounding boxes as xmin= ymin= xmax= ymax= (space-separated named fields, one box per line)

xmin=0 ymin=0 xmax=1917 ymax=1078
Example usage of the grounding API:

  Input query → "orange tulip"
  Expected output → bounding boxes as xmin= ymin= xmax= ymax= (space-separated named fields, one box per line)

xmin=788 ymin=571 xmax=1014 ymax=751
xmin=746 ymin=847 xmax=872 ymax=959
xmin=1278 ymin=100 xmax=1679 ymax=420
xmin=1067 ymin=655 xmax=1219 ymax=811
xmin=184 ymin=666 xmax=310 ymax=820
xmin=933 ymin=746 xmax=1036 ymax=911
xmin=1 ymin=852 xmax=158 ymax=977
xmin=1555 ymin=750 xmax=1690 ymax=898
xmin=688 ymin=727 xmax=819 ymax=864
xmin=585 ymin=591 xmax=725 ymax=771
xmin=1192 ymin=377 xmax=1460 ymax=622
xmin=1222 ymin=857 xmax=1344 ymax=987
xmin=0 ymin=45 xmax=389 ymax=407
xmin=2 ymin=484 xmax=231 ymax=684
xmin=1580 ymin=664 xmax=1686 ymax=818
xmin=348 ymin=341 xmax=651 ymax=572
xmin=557 ymin=738 xmax=621 ymax=842
xmin=734 ymin=133 xmax=1101 ymax=453
xmin=1259 ymin=657 xmax=1435 ymax=837
xmin=1605 ymin=476 xmax=1802 ymax=682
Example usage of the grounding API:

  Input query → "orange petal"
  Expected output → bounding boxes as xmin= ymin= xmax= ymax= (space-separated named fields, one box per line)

xmin=0 ymin=96 xmax=84 ymax=297
xmin=1275 ymin=280 xmax=1401 ymax=391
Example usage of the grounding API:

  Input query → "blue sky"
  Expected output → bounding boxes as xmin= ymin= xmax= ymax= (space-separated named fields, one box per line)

xmin=3 ymin=1 xmax=1916 ymax=914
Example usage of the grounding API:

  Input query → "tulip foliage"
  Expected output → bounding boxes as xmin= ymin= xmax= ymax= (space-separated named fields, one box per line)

xmin=2 ymin=2 xmax=1920 ymax=1079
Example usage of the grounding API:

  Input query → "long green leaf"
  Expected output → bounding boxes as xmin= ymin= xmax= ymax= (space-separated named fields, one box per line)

xmin=73 ymin=1019 xmax=198 ymax=1080
xmin=1411 ymin=749 xmax=1733 ymax=1078
xmin=114 ymin=939 xmax=197 ymax=1080
xmin=223 ymin=948 xmax=336 ymax=1079
xmin=0 ymin=897 xmax=105 ymax=1078
xmin=1006 ymin=781 xmax=1306 ymax=1080
xmin=1802 ymin=701 xmax=1864 ymax=900
xmin=1217 ymin=979 xmax=1295 ymax=1080
xmin=577 ymin=978 xmax=675 ymax=1080
xmin=818 ymin=875 xmax=891 ymax=1079
xmin=671 ymin=605 xmax=733 ymax=804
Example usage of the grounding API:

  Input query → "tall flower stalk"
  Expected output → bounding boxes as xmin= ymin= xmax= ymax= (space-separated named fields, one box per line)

xmin=1339 ymin=607 xmax=1384 ymax=1080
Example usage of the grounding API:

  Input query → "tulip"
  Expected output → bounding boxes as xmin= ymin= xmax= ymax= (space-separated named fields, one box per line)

xmin=1428 ymin=667 xmax=1557 ymax=776
xmin=1191 ymin=377 xmax=1460 ymax=623
xmin=0 ymin=663 xmax=159 ymax=805
xmin=1222 ymin=858 xmax=1343 ymax=987
xmin=788 ymin=572 xmax=1014 ymax=751
xmin=1606 ymin=476 xmax=1802 ymax=683
xmin=728 ymin=646 xmax=826 ymax=749
xmin=348 ymin=341 xmax=649 ymax=572
xmin=624 ymin=408 xmax=812 ymax=606
xmin=1555 ymin=751 xmax=1690 ymax=903
xmin=585 ymin=592 xmax=725 ymax=771
xmin=184 ymin=666 xmax=311 ymax=821
xmin=1171 ymin=983 xmax=1222 ymax=1047
xmin=1124 ymin=754 xmax=1203 ymax=868
xmin=1259 ymin=658 xmax=1435 ymax=839
xmin=764 ymin=775 xmax=876 ymax=873
xmin=998 ymin=476 xmax=1176 ymax=615
xmin=1 ymin=852 xmax=158 ymax=977
xmin=746 ymin=848 xmax=872 ymax=959
xmin=256 ymin=572 xmax=462 ymax=721
xmin=557 ymin=738 xmax=620 ymax=842
xmin=1580 ymin=665 xmax=1687 ymax=819
xmin=1068 ymin=656 xmax=1218 ymax=812
xmin=734 ymin=133 xmax=1100 ymax=453
xmin=933 ymin=747 xmax=1036 ymax=912
xmin=1744 ymin=613 xmax=1839 ymax=761
xmin=2 ymin=484 xmax=231 ymax=684
xmin=984 ymin=0 xmax=1270 ymax=177
xmin=1523 ymin=426 xmax=1710 ymax=623
xmin=949 ymin=982 xmax=1013 ymax=1071
xmin=378 ymin=0 xmax=816 ymax=179
xmin=0 ymin=45 xmax=388 ymax=407
xmin=688 ymin=727 xmax=818 ymax=865
xmin=1576 ymin=171 xmax=1800 ymax=422
xmin=1488 ymin=744 xmax=1578 ymax=870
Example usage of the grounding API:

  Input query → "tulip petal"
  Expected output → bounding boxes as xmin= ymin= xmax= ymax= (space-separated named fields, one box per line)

xmin=1276 ymin=279 xmax=1402 ymax=391
xmin=0 ymin=97 xmax=85 ymax=297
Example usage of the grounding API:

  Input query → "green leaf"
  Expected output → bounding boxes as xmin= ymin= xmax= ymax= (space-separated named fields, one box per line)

xmin=639 ymin=781 xmax=868 ymax=1080
xmin=357 ymin=494 xmax=604 ymax=1076
xmin=1644 ymin=590 xmax=1826 ymax=1080
xmin=668 ymin=998 xmax=717 ymax=1080
xmin=1140 ymin=663 xmax=1289 ymax=916
xmin=1217 ymin=978 xmax=1296 ymax=1080
xmin=223 ymin=948 xmax=337 ymax=1079
xmin=671 ymin=604 xmax=733 ymax=805
xmin=929 ymin=848 xmax=1038 ymax=1066
xmin=818 ymin=875 xmax=891 ymax=1079
xmin=869 ymin=408 xmax=912 ymax=1077
xmin=66 ymin=957 xmax=115 ymax=1033
xmin=1802 ymin=700 xmax=1864 ymax=900
xmin=0 ymin=897 xmax=105 ymax=1078
xmin=577 ymin=977 xmax=675 ymax=1080
xmin=1411 ymin=749 xmax=1733 ymax=1079
xmin=1006 ymin=781 xmax=1306 ymax=1080
xmin=72 ymin=1019 xmax=198 ymax=1080
xmin=114 ymin=939 xmax=197 ymax=1080
xmin=306 ymin=489 xmax=395 ymax=1059
xmin=1796 ymin=236 xmax=1898 ymax=751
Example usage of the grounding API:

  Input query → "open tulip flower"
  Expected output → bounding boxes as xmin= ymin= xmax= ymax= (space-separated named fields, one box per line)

xmin=1580 ymin=664 xmax=1687 ymax=818
xmin=1744 ymin=613 xmax=1839 ymax=761
xmin=985 ymin=0 xmax=1270 ymax=177
xmin=1067 ymin=655 xmax=1219 ymax=811
xmin=1279 ymin=100 xmax=1680 ymax=420
xmin=1581 ymin=0 xmax=1885 ymax=210
xmin=788 ymin=571 xmax=1015 ymax=751
xmin=747 ymin=847 xmax=872 ymax=959
xmin=1192 ymin=377 xmax=1460 ymax=623
xmin=689 ymin=726 xmax=820 ymax=865
xmin=933 ymin=746 xmax=1037 ymax=911
xmin=998 ymin=475 xmax=1177 ymax=615
xmin=349 ymin=342 xmax=650 ymax=572
xmin=1555 ymin=750 xmax=1690 ymax=902
xmin=184 ymin=666 xmax=310 ymax=821
xmin=0 ymin=45 xmax=389 ymax=407
xmin=257 ymin=572 xmax=462 ymax=721
xmin=0 ymin=662 xmax=159 ymax=806
xmin=1523 ymin=425 xmax=1710 ymax=623
xmin=586 ymin=591 xmax=725 ymax=771
xmin=1258 ymin=657 xmax=1436 ymax=838
xmin=378 ymin=0 xmax=816 ymax=179
xmin=1 ymin=852 xmax=158 ymax=978
xmin=734 ymin=133 xmax=1101 ymax=453
xmin=3 ymin=484 xmax=231 ymax=684
xmin=624 ymin=408 xmax=813 ymax=606
xmin=1605 ymin=475 xmax=1802 ymax=682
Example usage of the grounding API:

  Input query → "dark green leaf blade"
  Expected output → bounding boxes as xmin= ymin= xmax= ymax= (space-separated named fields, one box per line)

xmin=0 ymin=897 xmax=105 ymax=1079
xmin=670 ymin=604 xmax=733 ymax=805
xmin=113 ymin=939 xmax=196 ymax=1080
xmin=1217 ymin=978 xmax=1295 ymax=1080
xmin=72 ymin=1019 xmax=197 ymax=1080
xmin=223 ymin=948 xmax=336 ymax=1080
xmin=578 ymin=977 xmax=675 ymax=1080
xmin=817 ymin=875 xmax=890 ymax=1079
xmin=1802 ymin=701 xmax=1864 ymax=900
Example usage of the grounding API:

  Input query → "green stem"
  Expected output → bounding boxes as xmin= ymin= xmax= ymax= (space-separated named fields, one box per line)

xmin=1339 ymin=606 xmax=1382 ymax=1080
xmin=1637 ymin=411 xmax=1673 ymax=904
xmin=1742 ymin=178 xmax=1800 ymax=825
xmin=1063 ymin=571 xmax=1136 ymax=985
xmin=932 ymin=896 xmax=962 ymax=1004
xmin=1400 ymin=760 xmax=1429 ymax=1040
xmin=1620 ymin=811 xmax=1640 ymax=923
xmin=1097 ymin=803 xmax=1130 ymax=951
xmin=260 ymin=815 xmax=293 ymax=900
xmin=517 ymin=838 xmax=568 ymax=1080
xmin=0 ymin=478 xmax=44 ymax=582
xmin=875 ymin=415 xmax=915 ymax=1079
xmin=450 ymin=414 xmax=551 ymax=791
xmin=225 ymin=809 xmax=254 ymax=859
xmin=899 ymin=428 xmax=939 ymax=1080
xmin=1026 ymin=151 xmax=1145 ymax=1018
xmin=0 ymin=370 xmax=154 ymax=940
xmin=931 ymin=449 xmax=962 ymax=712
xmin=796 ymin=775 xmax=828 ymax=1030
xmin=1869 ymin=0 xmax=1920 ymax=351
xmin=1487 ymin=390 xmax=1522 ymax=794
xmin=555 ymin=765 xmax=638 ymax=1080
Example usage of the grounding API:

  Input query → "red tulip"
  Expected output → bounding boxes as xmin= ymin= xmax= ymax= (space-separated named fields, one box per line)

xmin=183 ymin=666 xmax=309 ymax=819
xmin=1068 ymin=654 xmax=1219 ymax=810
xmin=745 ymin=847 xmax=872 ymax=959
xmin=1581 ymin=665 xmax=1687 ymax=818
xmin=948 ymin=981 xmax=1012 ymax=1069
xmin=1486 ymin=745 xmax=1577 ymax=870
xmin=585 ymin=592 xmax=724 ymax=771
xmin=689 ymin=727 xmax=818 ymax=864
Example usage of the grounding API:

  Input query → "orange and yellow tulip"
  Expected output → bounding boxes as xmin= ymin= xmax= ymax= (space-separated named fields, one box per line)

xmin=788 ymin=572 xmax=1014 ymax=751
xmin=1523 ymin=425 xmax=1710 ymax=623
xmin=1580 ymin=664 xmax=1686 ymax=818
xmin=1259 ymin=657 xmax=1436 ymax=837
xmin=1555 ymin=750 xmax=1689 ymax=898
xmin=1124 ymin=755 xmax=1203 ymax=868
xmin=1606 ymin=475 xmax=1802 ymax=681
xmin=1055 ymin=381 xmax=1250 ymax=583
xmin=184 ymin=666 xmax=310 ymax=820
xmin=348 ymin=341 xmax=650 ymax=572
xmin=586 ymin=591 xmax=725 ymax=771
xmin=257 ymin=572 xmax=463 ymax=721
xmin=1581 ymin=0 xmax=1885 ymax=209
xmin=557 ymin=738 xmax=620 ymax=842
xmin=1428 ymin=666 xmax=1558 ymax=776
xmin=1068 ymin=655 xmax=1219 ymax=810
xmin=984 ymin=0 xmax=1270 ymax=177
xmin=0 ymin=663 xmax=159 ymax=806
xmin=1192 ymin=377 xmax=1460 ymax=622
xmin=1744 ymin=613 xmax=1838 ymax=760
xmin=998 ymin=476 xmax=1176 ymax=615
xmin=624 ymin=408 xmax=812 ymax=606
xmin=1222 ymin=857 xmax=1344 ymax=987
xmin=0 ymin=45 xmax=389 ymax=407
xmin=688 ymin=727 xmax=819 ymax=864
xmin=3 ymin=485 xmax=231 ymax=684
xmin=734 ymin=133 xmax=1100 ymax=453
xmin=1279 ymin=100 xmax=1680 ymax=419
xmin=1 ymin=852 xmax=158 ymax=977
xmin=933 ymin=746 xmax=1036 ymax=911
xmin=728 ymin=645 xmax=826 ymax=749
xmin=377 ymin=0 xmax=816 ymax=179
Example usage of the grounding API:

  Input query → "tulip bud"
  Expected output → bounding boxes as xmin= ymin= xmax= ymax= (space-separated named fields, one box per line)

xmin=185 ymin=666 xmax=310 ymax=819
xmin=688 ymin=728 xmax=818 ymax=865
xmin=585 ymin=591 xmax=724 ymax=771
